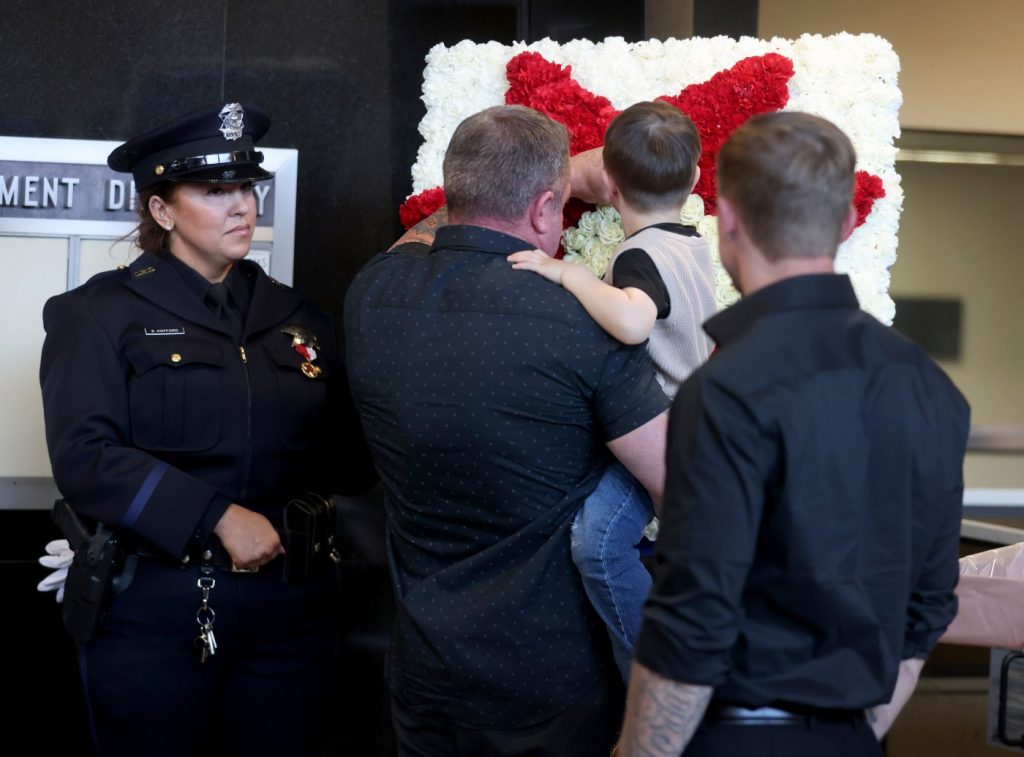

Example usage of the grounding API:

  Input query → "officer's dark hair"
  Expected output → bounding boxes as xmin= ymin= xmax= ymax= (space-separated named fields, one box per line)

xmin=717 ymin=112 xmax=856 ymax=261
xmin=134 ymin=182 xmax=181 ymax=254
xmin=443 ymin=105 xmax=569 ymax=222
xmin=603 ymin=101 xmax=701 ymax=214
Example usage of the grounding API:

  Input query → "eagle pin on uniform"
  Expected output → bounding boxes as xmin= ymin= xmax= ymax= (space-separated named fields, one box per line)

xmin=282 ymin=325 xmax=321 ymax=379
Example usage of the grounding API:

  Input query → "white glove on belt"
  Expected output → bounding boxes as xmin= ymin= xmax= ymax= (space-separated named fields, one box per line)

xmin=37 ymin=539 xmax=74 ymax=603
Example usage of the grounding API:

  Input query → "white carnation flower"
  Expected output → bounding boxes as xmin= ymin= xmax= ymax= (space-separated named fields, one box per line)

xmin=680 ymin=194 xmax=705 ymax=226
xmin=411 ymin=34 xmax=901 ymax=321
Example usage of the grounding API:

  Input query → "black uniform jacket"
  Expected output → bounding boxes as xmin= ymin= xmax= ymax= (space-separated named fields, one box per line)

xmin=40 ymin=251 xmax=371 ymax=559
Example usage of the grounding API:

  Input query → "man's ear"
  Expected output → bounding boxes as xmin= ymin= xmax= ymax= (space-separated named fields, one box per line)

xmin=839 ymin=204 xmax=857 ymax=243
xmin=717 ymin=196 xmax=739 ymax=237
xmin=689 ymin=165 xmax=701 ymax=194
xmin=528 ymin=189 xmax=560 ymax=236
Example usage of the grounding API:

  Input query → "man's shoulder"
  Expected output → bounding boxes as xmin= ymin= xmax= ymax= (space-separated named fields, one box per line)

xmin=347 ymin=245 xmax=426 ymax=295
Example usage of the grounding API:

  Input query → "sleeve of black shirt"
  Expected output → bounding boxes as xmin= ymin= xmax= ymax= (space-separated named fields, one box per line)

xmin=902 ymin=376 xmax=970 ymax=659
xmin=633 ymin=372 xmax=776 ymax=685
xmin=611 ymin=249 xmax=671 ymax=319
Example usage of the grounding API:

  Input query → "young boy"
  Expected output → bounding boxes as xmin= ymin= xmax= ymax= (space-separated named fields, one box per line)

xmin=508 ymin=101 xmax=717 ymax=681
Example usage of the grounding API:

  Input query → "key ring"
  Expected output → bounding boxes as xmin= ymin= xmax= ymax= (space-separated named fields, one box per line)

xmin=196 ymin=604 xmax=216 ymax=627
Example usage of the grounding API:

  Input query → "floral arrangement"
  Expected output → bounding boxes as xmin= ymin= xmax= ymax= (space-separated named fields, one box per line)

xmin=563 ymin=195 xmax=740 ymax=308
xmin=401 ymin=34 xmax=903 ymax=323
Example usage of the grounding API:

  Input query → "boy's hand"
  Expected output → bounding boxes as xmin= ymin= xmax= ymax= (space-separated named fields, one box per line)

xmin=508 ymin=249 xmax=574 ymax=285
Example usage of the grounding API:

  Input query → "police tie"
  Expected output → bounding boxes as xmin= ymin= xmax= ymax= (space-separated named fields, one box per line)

xmin=205 ymin=282 xmax=244 ymax=343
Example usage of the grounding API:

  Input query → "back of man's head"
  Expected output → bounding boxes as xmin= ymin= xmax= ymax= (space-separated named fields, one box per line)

xmin=603 ymin=101 xmax=701 ymax=214
xmin=717 ymin=112 xmax=856 ymax=261
xmin=443 ymin=105 xmax=570 ymax=223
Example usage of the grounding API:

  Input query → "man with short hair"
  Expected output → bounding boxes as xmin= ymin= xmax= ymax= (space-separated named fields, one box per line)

xmin=344 ymin=104 xmax=670 ymax=756
xmin=617 ymin=112 xmax=970 ymax=756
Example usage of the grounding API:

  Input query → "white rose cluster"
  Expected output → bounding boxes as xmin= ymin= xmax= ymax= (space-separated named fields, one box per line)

xmin=411 ymin=34 xmax=902 ymax=323
xmin=562 ymin=205 xmax=621 ymax=276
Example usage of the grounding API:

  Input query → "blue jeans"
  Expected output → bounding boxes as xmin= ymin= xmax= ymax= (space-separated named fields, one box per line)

xmin=571 ymin=462 xmax=654 ymax=682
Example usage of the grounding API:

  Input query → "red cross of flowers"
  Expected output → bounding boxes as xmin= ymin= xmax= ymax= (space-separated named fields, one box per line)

xmin=400 ymin=52 xmax=885 ymax=234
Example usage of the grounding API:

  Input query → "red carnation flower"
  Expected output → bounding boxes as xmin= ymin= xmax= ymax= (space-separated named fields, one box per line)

xmin=399 ymin=187 xmax=446 ymax=230
xmin=853 ymin=171 xmax=886 ymax=227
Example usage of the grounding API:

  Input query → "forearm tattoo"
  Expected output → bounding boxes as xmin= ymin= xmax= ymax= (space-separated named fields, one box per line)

xmin=617 ymin=665 xmax=713 ymax=757
xmin=390 ymin=206 xmax=449 ymax=249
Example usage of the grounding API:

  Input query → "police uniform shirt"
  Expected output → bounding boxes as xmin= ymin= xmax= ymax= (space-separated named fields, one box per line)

xmin=635 ymin=273 xmax=970 ymax=709
xmin=40 ymin=251 xmax=373 ymax=560
xmin=344 ymin=225 xmax=670 ymax=729
xmin=160 ymin=252 xmax=254 ymax=543
xmin=162 ymin=251 xmax=253 ymax=339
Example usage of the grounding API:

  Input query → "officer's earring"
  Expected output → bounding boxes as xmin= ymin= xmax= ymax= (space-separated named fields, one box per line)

xmin=151 ymin=201 xmax=172 ymax=231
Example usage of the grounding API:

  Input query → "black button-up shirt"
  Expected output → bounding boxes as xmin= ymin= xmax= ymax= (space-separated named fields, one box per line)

xmin=635 ymin=273 xmax=969 ymax=709
xmin=344 ymin=225 xmax=669 ymax=728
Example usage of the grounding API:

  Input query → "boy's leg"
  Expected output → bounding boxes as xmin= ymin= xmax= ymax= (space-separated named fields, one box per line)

xmin=571 ymin=461 xmax=654 ymax=682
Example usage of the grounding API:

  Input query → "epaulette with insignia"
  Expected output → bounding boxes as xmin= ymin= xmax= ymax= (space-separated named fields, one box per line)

xmin=132 ymin=266 xmax=157 ymax=278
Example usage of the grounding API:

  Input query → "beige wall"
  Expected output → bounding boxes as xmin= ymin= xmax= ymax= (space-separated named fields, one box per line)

xmin=761 ymin=1 xmax=1024 ymax=485
xmin=891 ymin=160 xmax=1024 ymax=487
xmin=759 ymin=0 xmax=1024 ymax=135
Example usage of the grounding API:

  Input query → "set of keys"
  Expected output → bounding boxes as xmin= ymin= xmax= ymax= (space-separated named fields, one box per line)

xmin=194 ymin=565 xmax=218 ymax=664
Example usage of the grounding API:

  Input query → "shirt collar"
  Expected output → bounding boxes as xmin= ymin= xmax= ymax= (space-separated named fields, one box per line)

xmin=705 ymin=273 xmax=860 ymax=347
xmin=627 ymin=222 xmax=699 ymax=240
xmin=161 ymin=250 xmax=210 ymax=301
xmin=160 ymin=250 xmax=253 ymax=313
xmin=430 ymin=224 xmax=536 ymax=255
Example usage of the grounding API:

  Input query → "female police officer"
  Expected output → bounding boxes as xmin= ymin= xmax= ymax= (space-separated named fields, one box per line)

xmin=39 ymin=102 xmax=373 ymax=756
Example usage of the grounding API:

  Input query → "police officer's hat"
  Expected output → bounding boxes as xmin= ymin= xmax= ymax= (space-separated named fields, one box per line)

xmin=107 ymin=102 xmax=273 ymax=189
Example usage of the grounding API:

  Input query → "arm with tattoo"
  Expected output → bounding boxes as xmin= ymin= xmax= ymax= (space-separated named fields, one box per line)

xmin=389 ymin=206 xmax=449 ymax=250
xmin=615 ymin=662 xmax=713 ymax=757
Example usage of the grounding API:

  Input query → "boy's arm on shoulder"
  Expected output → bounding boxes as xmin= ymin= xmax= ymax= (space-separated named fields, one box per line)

xmin=561 ymin=262 xmax=657 ymax=345
xmin=509 ymin=250 xmax=657 ymax=344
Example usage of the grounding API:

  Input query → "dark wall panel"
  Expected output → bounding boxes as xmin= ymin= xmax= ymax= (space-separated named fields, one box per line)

xmin=1 ymin=2 xmax=648 ymax=753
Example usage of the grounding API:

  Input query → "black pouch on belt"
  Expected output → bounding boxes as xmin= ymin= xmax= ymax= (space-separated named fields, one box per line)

xmin=282 ymin=492 xmax=339 ymax=584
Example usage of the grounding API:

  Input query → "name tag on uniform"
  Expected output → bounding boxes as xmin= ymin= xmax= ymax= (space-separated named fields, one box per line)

xmin=144 ymin=327 xmax=186 ymax=336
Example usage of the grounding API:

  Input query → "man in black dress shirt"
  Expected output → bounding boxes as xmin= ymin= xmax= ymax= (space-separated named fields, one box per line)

xmin=344 ymin=105 xmax=670 ymax=756
xmin=617 ymin=112 xmax=970 ymax=756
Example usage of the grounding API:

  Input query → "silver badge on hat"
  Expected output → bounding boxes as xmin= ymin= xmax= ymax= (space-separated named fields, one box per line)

xmin=218 ymin=103 xmax=245 ymax=141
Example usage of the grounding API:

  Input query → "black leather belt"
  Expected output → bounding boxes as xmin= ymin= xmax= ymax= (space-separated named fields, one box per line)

xmin=705 ymin=703 xmax=865 ymax=727
xmin=131 ymin=540 xmax=245 ymax=572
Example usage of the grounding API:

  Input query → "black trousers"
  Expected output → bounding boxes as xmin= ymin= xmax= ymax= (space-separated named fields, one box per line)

xmin=391 ymin=679 xmax=625 ymax=757
xmin=684 ymin=718 xmax=884 ymax=757
xmin=79 ymin=557 xmax=339 ymax=757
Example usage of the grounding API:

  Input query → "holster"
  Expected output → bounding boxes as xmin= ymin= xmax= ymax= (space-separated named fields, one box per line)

xmin=282 ymin=492 xmax=339 ymax=584
xmin=51 ymin=499 xmax=126 ymax=644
